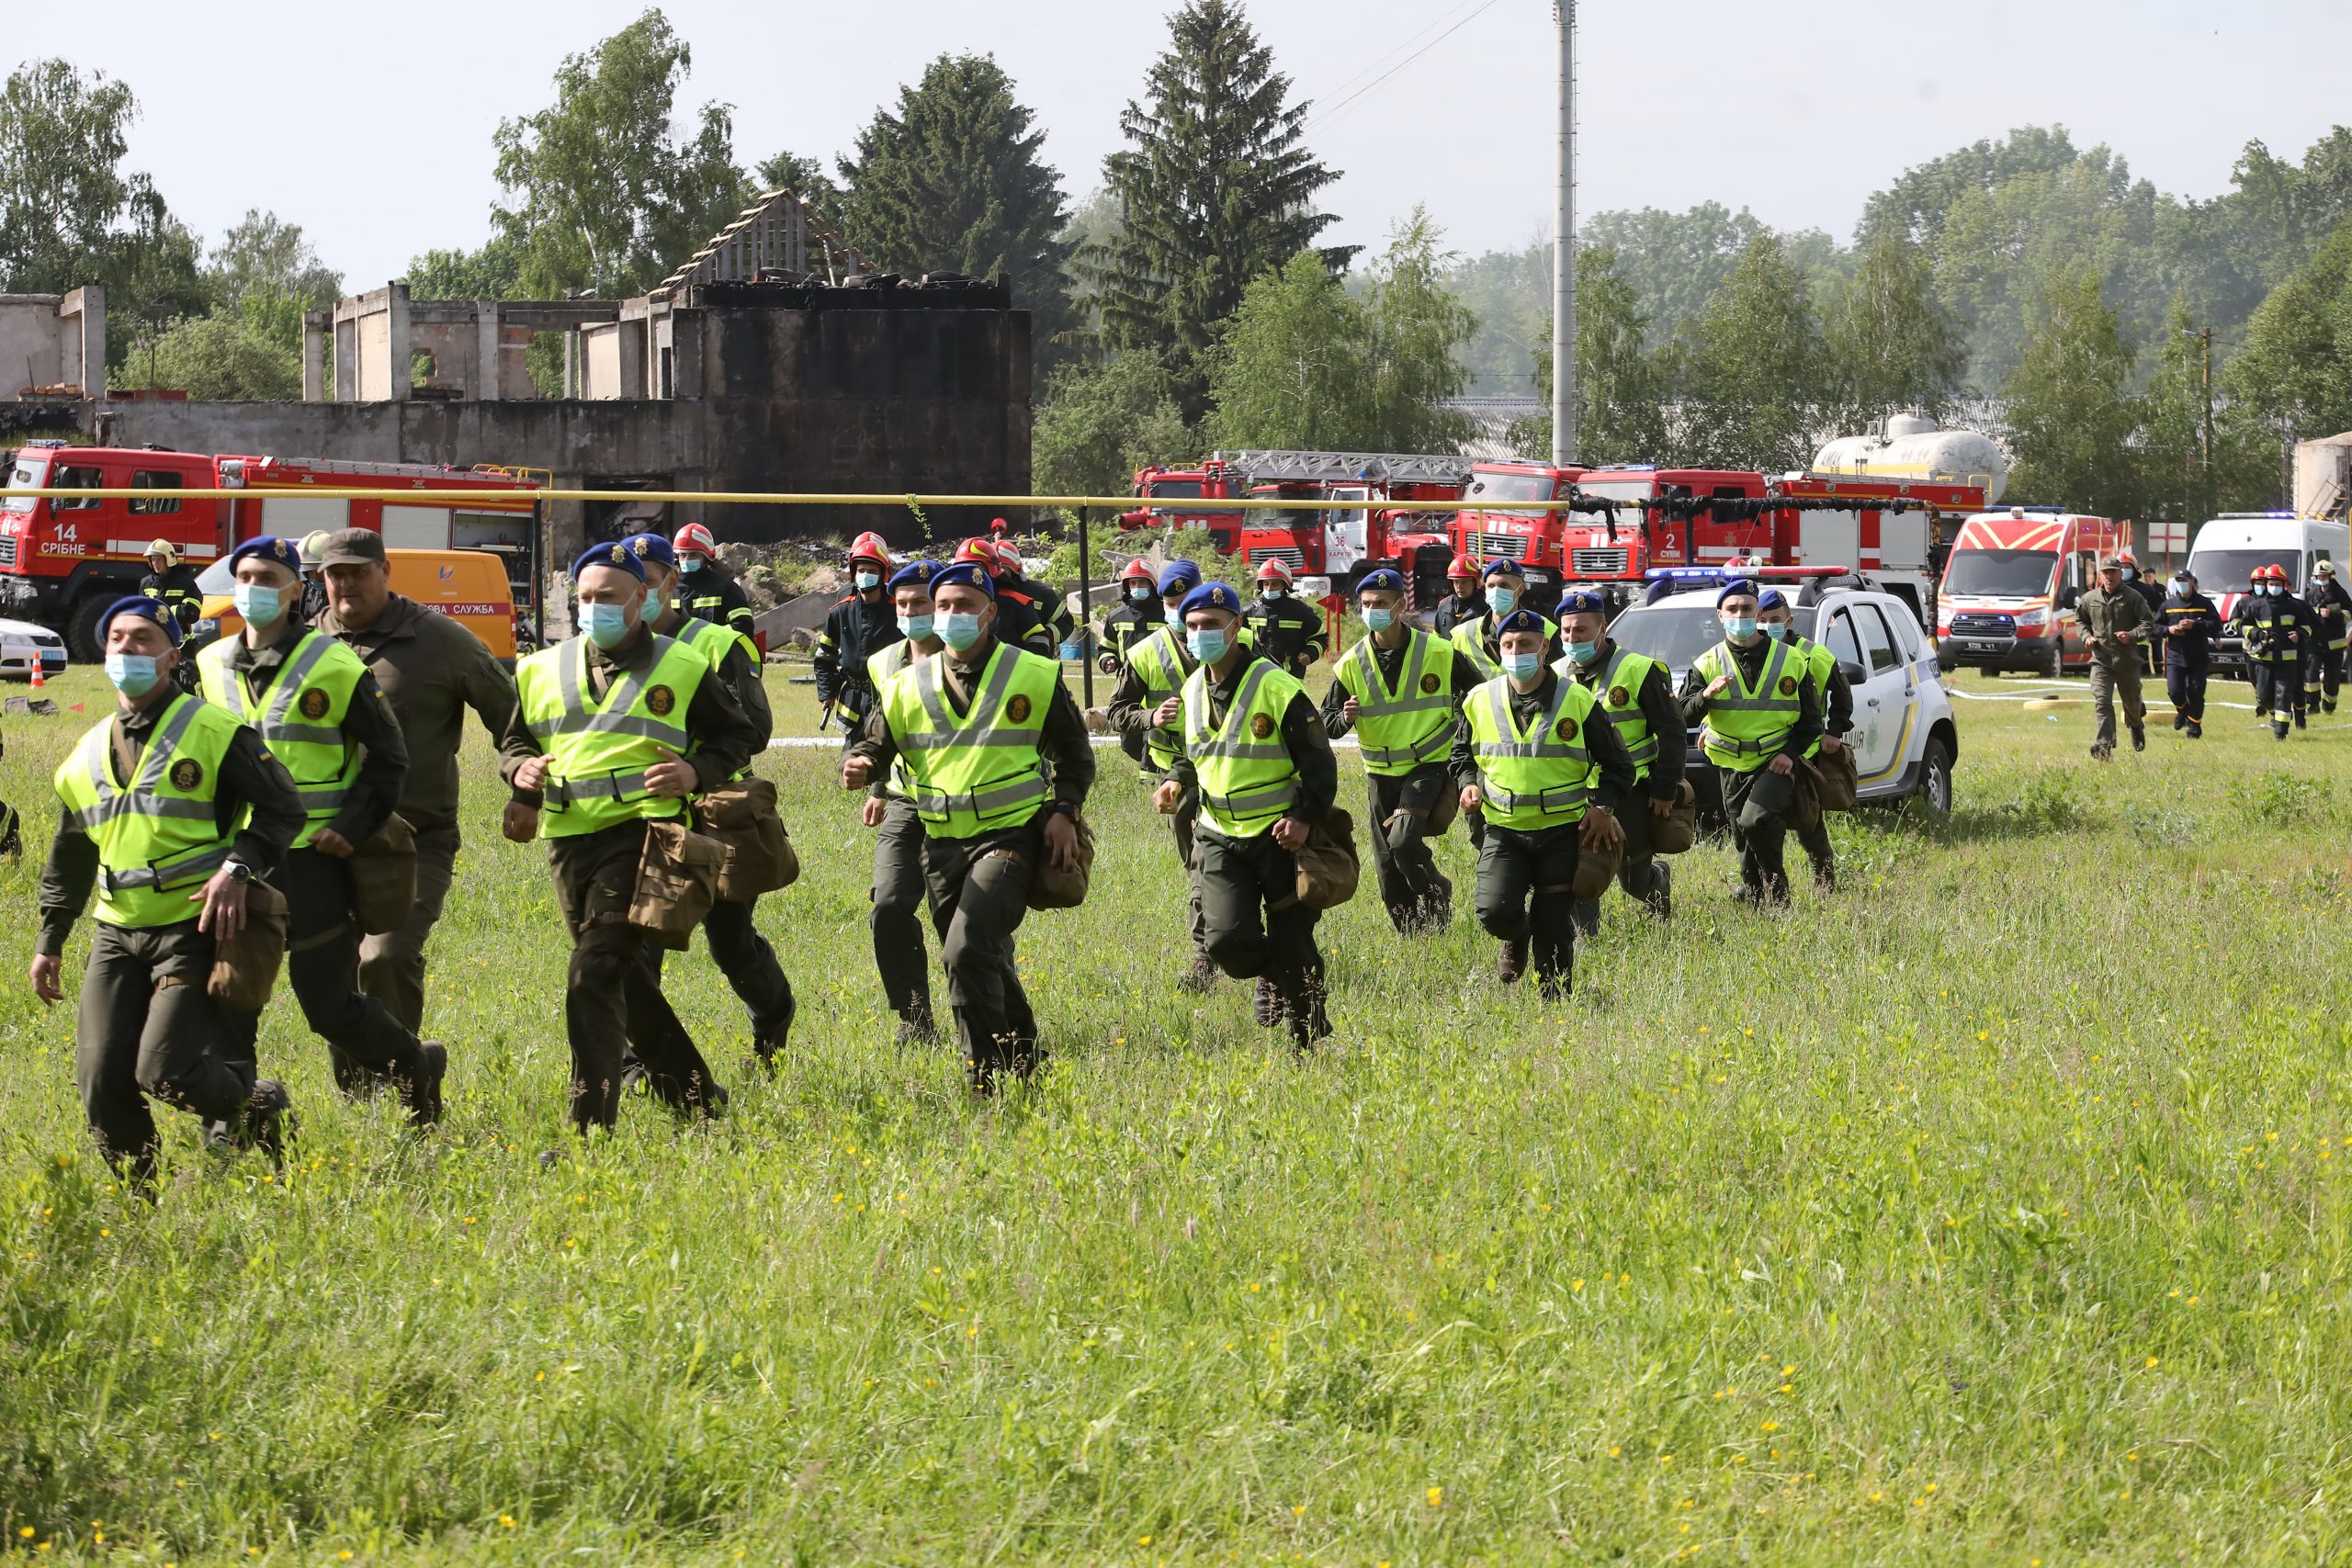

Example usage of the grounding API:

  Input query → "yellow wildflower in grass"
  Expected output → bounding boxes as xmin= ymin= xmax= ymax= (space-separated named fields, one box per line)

xmin=1426 ymin=1485 xmax=1443 ymax=1507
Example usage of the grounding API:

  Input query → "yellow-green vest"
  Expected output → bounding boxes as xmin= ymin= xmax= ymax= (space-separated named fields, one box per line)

xmin=1783 ymin=632 xmax=1836 ymax=759
xmin=670 ymin=614 xmax=763 ymax=778
xmin=865 ymin=636 xmax=931 ymax=802
xmin=196 ymin=626 xmax=364 ymax=848
xmin=1692 ymin=639 xmax=1804 ymax=773
xmin=1126 ymin=627 xmax=1196 ymax=774
xmin=878 ymin=639 xmax=1059 ymax=840
xmin=515 ymin=633 xmax=710 ymax=837
xmin=1463 ymin=673 xmax=1601 ymax=831
xmin=1560 ymin=644 xmax=1664 ymax=781
xmin=1184 ymin=656 xmax=1306 ymax=840
xmin=1449 ymin=612 xmax=1556 ymax=682
xmin=53 ymin=694 xmax=244 ymax=928
xmin=1334 ymin=626 xmax=1457 ymax=775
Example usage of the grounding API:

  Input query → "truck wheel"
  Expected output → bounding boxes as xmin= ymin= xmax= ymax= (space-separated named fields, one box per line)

xmin=2040 ymin=640 xmax=2063 ymax=680
xmin=66 ymin=593 xmax=116 ymax=663
xmin=1915 ymin=737 xmax=1953 ymax=817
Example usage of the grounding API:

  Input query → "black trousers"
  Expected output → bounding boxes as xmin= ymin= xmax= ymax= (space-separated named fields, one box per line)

xmin=923 ymin=822 xmax=1040 ymax=1089
xmin=1195 ymin=827 xmax=1329 ymax=1049
xmin=1364 ymin=766 xmax=1453 ymax=931
xmin=1169 ymin=781 xmax=1208 ymax=964
xmin=1474 ymin=818 xmax=1580 ymax=998
xmin=75 ymin=919 xmax=258 ymax=1179
xmin=2253 ymin=661 xmax=2302 ymax=726
xmin=705 ymin=894 xmax=795 ymax=1043
xmin=2165 ymin=659 xmax=2208 ymax=724
xmin=2317 ymin=647 xmax=2344 ymax=708
xmin=869 ymin=797 xmax=933 ymax=1024
xmin=282 ymin=847 xmax=429 ymax=1090
xmin=1572 ymin=792 xmax=1668 ymax=931
xmin=548 ymin=820 xmax=720 ymax=1131
xmin=1719 ymin=765 xmax=1793 ymax=904
xmin=357 ymin=819 xmax=459 ymax=1036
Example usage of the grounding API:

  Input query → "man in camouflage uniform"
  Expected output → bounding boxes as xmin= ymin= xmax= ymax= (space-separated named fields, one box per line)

xmin=2075 ymin=556 xmax=2151 ymax=761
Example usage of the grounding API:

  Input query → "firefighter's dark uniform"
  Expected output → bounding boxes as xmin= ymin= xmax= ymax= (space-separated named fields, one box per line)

xmin=40 ymin=682 xmax=306 ymax=1179
xmin=814 ymin=587 xmax=900 ymax=734
xmin=196 ymin=615 xmax=440 ymax=1114
xmin=2158 ymin=587 xmax=2222 ymax=735
xmin=2308 ymin=576 xmax=2351 ymax=713
xmin=680 ymin=560 xmax=758 ymax=639
xmin=1004 ymin=570 xmax=1077 ymax=651
xmin=1246 ymin=590 xmax=1328 ymax=675
xmin=2234 ymin=590 xmax=2312 ymax=738
xmin=2074 ymin=582 xmax=2151 ymax=755
xmin=1679 ymin=635 xmax=1822 ymax=907
xmin=1431 ymin=590 xmax=1487 ymax=640
xmin=1562 ymin=637 xmax=1684 ymax=930
xmin=1319 ymin=619 xmax=1474 ymax=931
xmin=847 ymin=613 xmax=1095 ymax=1090
xmin=139 ymin=564 xmax=204 ymax=630
xmin=1167 ymin=636 xmax=1340 ymax=1050
xmin=501 ymin=614 xmax=761 ymax=1131
xmin=991 ymin=579 xmax=1064 ymax=657
xmin=1098 ymin=590 xmax=1163 ymax=767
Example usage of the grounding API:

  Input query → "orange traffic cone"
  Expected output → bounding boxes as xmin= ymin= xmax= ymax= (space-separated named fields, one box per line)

xmin=28 ymin=660 xmax=43 ymax=691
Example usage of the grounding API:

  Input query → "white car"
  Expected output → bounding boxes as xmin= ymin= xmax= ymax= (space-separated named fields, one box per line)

xmin=1605 ymin=571 xmax=1956 ymax=816
xmin=0 ymin=615 xmax=66 ymax=681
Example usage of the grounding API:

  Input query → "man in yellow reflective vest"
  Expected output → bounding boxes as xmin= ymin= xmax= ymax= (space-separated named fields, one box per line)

xmin=1449 ymin=558 xmax=1558 ymax=680
xmin=1319 ymin=567 xmax=1474 ymax=931
xmin=1757 ymin=586 xmax=1851 ymax=893
xmin=1108 ymin=558 xmax=1221 ymax=988
xmin=629 ymin=532 xmax=795 ymax=1065
xmin=842 ymin=560 xmax=1093 ymax=1093
xmin=1450 ymin=608 xmax=1635 ymax=996
xmin=500 ymin=543 xmax=763 ymax=1132
xmin=857 ymin=558 xmax=945 ymax=1043
xmin=1156 ymin=581 xmax=1340 ymax=1050
xmin=1555 ymin=590 xmax=1683 ymax=932
xmin=1679 ymin=579 xmax=1822 ymax=908
xmin=30 ymin=596 xmax=307 ymax=1180
xmin=198 ymin=536 xmax=447 ymax=1124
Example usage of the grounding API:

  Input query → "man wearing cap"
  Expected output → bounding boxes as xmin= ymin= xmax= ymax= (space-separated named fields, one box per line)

xmin=859 ymin=560 xmax=945 ymax=1043
xmin=2075 ymin=556 xmax=2151 ymax=760
xmin=2307 ymin=559 xmax=2350 ymax=714
xmin=197 ymin=536 xmax=447 ymax=1122
xmin=139 ymin=540 xmax=203 ymax=631
xmin=842 ymin=559 xmax=1094 ymax=1093
xmin=630 ymin=532 xmax=795 ymax=1066
xmin=1679 ymin=580 xmax=1822 ymax=908
xmin=1431 ymin=555 xmax=1487 ymax=640
xmin=953 ymin=538 xmax=1055 ymax=656
xmin=31 ymin=597 xmax=308 ymax=1179
xmin=1449 ymin=559 xmax=1557 ymax=681
xmin=1451 ymin=607 xmax=1637 ymax=995
xmin=1320 ymin=567 xmax=1471 ymax=932
xmin=814 ymin=532 xmax=899 ymax=734
xmin=311 ymin=528 xmax=516 ymax=1043
xmin=1108 ymin=558 xmax=1220 ymax=987
xmin=1245 ymin=558 xmax=1327 ymax=676
xmin=2233 ymin=564 xmax=2311 ymax=739
xmin=673 ymin=522 xmax=759 ymax=638
xmin=2157 ymin=567 xmax=2222 ymax=739
xmin=501 ymin=543 xmax=763 ymax=1132
xmin=1156 ymin=581 xmax=1340 ymax=1050
xmin=1555 ymin=589 xmax=1682 ymax=929
xmin=1756 ymin=587 xmax=1851 ymax=892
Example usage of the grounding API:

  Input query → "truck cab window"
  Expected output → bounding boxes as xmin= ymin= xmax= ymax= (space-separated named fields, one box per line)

xmin=128 ymin=469 xmax=183 ymax=515
xmin=51 ymin=466 xmax=103 ymax=511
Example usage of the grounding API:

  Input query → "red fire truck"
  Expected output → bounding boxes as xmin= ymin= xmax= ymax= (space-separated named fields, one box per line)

xmin=0 ymin=443 xmax=541 ymax=657
xmin=1448 ymin=460 xmax=1584 ymax=609
xmin=1123 ymin=459 xmax=1247 ymax=552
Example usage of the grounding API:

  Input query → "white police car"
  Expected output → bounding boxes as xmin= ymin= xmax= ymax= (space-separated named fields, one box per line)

xmin=1602 ymin=569 xmax=1956 ymax=816
xmin=0 ymin=614 xmax=67 ymax=680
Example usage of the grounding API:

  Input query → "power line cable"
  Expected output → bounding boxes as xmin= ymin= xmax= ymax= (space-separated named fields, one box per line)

xmin=1302 ymin=0 xmax=1506 ymax=136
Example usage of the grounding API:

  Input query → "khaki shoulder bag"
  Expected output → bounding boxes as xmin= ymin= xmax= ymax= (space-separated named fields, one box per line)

xmin=1292 ymin=805 xmax=1361 ymax=911
xmin=1806 ymin=742 xmax=1860 ymax=813
xmin=209 ymin=880 xmax=289 ymax=1012
xmin=1649 ymin=779 xmax=1700 ymax=856
xmin=1025 ymin=812 xmax=1097 ymax=911
xmin=693 ymin=777 xmax=799 ymax=900
xmin=628 ymin=818 xmax=727 ymax=950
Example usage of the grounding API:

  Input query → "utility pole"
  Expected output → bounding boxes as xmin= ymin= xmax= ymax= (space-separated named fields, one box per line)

xmin=2198 ymin=323 xmax=2214 ymax=522
xmin=1551 ymin=1 xmax=1577 ymax=467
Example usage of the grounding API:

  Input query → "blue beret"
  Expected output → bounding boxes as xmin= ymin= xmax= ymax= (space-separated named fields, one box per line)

xmin=1356 ymin=568 xmax=1406 ymax=595
xmin=623 ymin=532 xmax=675 ymax=570
xmin=1179 ymin=581 xmax=1243 ymax=618
xmin=1756 ymin=587 xmax=1790 ymax=613
xmin=929 ymin=560 xmax=996 ymax=598
xmin=102 ymin=594 xmax=183 ymax=648
xmin=1715 ymin=578 xmax=1758 ymax=607
xmin=1558 ymin=590 xmax=1607 ymax=618
xmin=1495 ymin=607 xmax=1548 ymax=637
xmin=888 ymin=558 xmax=942 ymax=592
xmin=574 ymin=541 xmax=647 ymax=581
xmin=1157 ymin=558 xmax=1203 ymax=596
xmin=1482 ymin=558 xmax=1527 ymax=581
xmin=228 ymin=535 xmax=304 ymax=574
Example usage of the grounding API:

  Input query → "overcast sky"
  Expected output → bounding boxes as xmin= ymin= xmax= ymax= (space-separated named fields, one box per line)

xmin=48 ymin=0 xmax=2352 ymax=288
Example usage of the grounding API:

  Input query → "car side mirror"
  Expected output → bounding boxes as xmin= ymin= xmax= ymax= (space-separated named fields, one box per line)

xmin=2058 ymin=586 xmax=2079 ymax=610
xmin=1838 ymin=660 xmax=1868 ymax=685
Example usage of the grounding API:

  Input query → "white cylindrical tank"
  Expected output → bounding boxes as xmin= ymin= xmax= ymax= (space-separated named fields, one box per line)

xmin=1810 ymin=416 xmax=2008 ymax=503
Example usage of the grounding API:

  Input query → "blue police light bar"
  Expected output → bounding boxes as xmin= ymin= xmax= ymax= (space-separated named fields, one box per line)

xmin=1643 ymin=567 xmax=1726 ymax=583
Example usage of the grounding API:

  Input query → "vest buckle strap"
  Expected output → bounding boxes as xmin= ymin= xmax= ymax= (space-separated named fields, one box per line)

xmin=545 ymin=768 xmax=656 ymax=807
xmin=1480 ymin=778 xmax=1588 ymax=814
xmin=1202 ymin=780 xmax=1297 ymax=817
xmin=99 ymin=840 xmax=231 ymax=894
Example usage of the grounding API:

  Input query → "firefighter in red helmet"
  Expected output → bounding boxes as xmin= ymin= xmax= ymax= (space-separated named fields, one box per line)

xmin=671 ymin=523 xmax=757 ymax=639
xmin=1099 ymin=558 xmax=1161 ymax=676
xmin=1245 ymin=558 xmax=1327 ymax=676
xmin=1432 ymin=553 xmax=1487 ymax=640
xmin=814 ymin=531 xmax=898 ymax=733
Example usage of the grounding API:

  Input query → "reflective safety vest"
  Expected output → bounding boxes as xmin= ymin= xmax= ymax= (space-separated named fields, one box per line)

xmin=1334 ymin=627 xmax=1457 ymax=775
xmin=53 ymin=694 xmax=244 ymax=928
xmin=877 ymin=639 xmax=1059 ymax=840
xmin=1183 ymin=656 xmax=1306 ymax=840
xmin=671 ymin=614 xmax=763 ymax=778
xmin=1449 ymin=612 xmax=1555 ymax=682
xmin=1125 ymin=627 xmax=1196 ymax=773
xmin=1562 ymin=644 xmax=1664 ymax=782
xmin=1692 ymin=639 xmax=1804 ymax=773
xmin=196 ymin=627 xmax=364 ymax=848
xmin=1784 ymin=633 xmax=1837 ymax=759
xmin=1463 ymin=673 xmax=1601 ymax=832
xmin=865 ymin=637 xmax=932 ymax=801
xmin=514 ymin=634 xmax=710 ymax=837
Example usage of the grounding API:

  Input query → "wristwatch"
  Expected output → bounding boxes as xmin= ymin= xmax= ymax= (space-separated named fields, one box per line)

xmin=222 ymin=860 xmax=254 ymax=884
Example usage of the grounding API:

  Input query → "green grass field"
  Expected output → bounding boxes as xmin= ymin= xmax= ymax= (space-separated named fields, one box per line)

xmin=3 ymin=660 xmax=2349 ymax=1565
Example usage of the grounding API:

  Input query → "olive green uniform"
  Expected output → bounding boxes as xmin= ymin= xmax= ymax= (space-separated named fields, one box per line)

xmin=1318 ymin=627 xmax=1476 ymax=931
xmin=1679 ymin=638 xmax=1823 ymax=907
xmin=2074 ymin=584 xmax=2151 ymax=754
xmin=1561 ymin=639 xmax=1685 ymax=931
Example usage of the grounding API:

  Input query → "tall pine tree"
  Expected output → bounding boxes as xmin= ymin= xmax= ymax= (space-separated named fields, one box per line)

xmin=1093 ymin=0 xmax=1350 ymax=418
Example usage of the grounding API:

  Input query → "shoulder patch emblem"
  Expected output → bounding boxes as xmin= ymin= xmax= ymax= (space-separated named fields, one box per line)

xmin=1778 ymin=675 xmax=1799 ymax=696
xmin=297 ymin=687 xmax=332 ymax=720
xmin=1555 ymin=714 xmax=1579 ymax=742
xmin=1250 ymin=712 xmax=1275 ymax=739
xmin=1007 ymin=693 xmax=1033 ymax=725
xmin=1609 ymin=685 xmax=1630 ymax=707
xmin=645 ymin=684 xmax=676 ymax=716
xmin=1419 ymin=672 xmax=1442 ymax=694
xmin=168 ymin=757 xmax=204 ymax=792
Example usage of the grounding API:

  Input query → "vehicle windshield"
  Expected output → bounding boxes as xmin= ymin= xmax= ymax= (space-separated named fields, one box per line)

xmin=197 ymin=558 xmax=237 ymax=595
xmin=1608 ymin=602 xmax=1823 ymax=674
xmin=1941 ymin=547 xmax=2058 ymax=598
xmin=3 ymin=454 xmax=48 ymax=513
xmin=1463 ymin=472 xmax=1557 ymax=516
xmin=2186 ymin=547 xmax=2297 ymax=595
xmin=1577 ymin=479 xmax=1658 ymax=503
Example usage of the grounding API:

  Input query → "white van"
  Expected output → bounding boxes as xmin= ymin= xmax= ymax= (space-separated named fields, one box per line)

xmin=2185 ymin=513 xmax=2352 ymax=674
